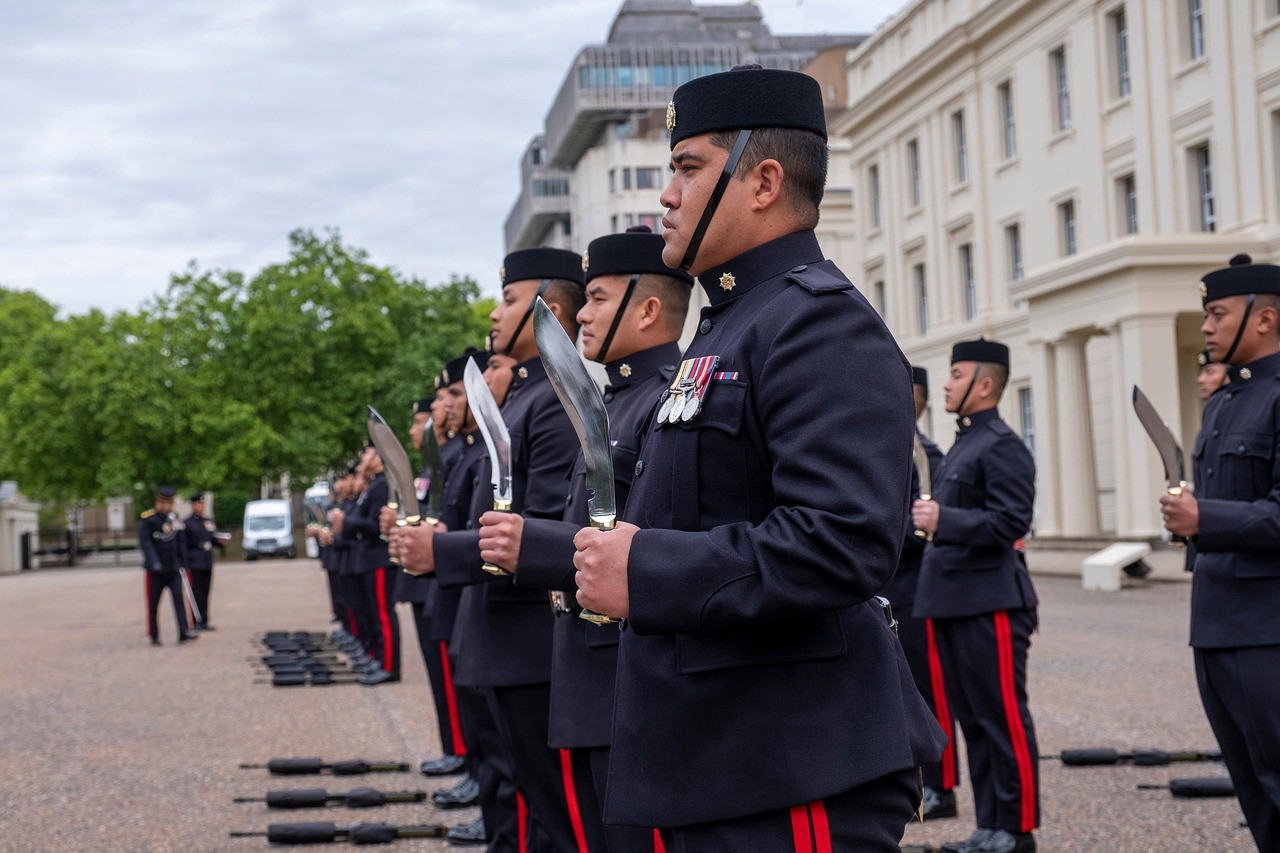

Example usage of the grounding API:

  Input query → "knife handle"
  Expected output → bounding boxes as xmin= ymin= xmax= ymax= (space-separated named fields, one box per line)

xmin=1165 ymin=485 xmax=1188 ymax=547
xmin=913 ymin=493 xmax=934 ymax=542
xmin=482 ymin=500 xmax=514 ymax=575
xmin=381 ymin=502 xmax=398 ymax=543
xmin=578 ymin=515 xmax=620 ymax=626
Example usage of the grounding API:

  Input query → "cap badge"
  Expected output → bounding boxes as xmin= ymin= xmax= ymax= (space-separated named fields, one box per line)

xmin=719 ymin=272 xmax=736 ymax=292
xmin=666 ymin=100 xmax=677 ymax=132
xmin=1197 ymin=352 xmax=1208 ymax=366
xmin=581 ymin=250 xmax=589 ymax=273
xmin=442 ymin=369 xmax=451 ymax=385
xmin=1198 ymin=282 xmax=1208 ymax=299
xmin=499 ymin=266 xmax=506 ymax=283
xmin=619 ymin=363 xmax=632 ymax=378
xmin=1241 ymin=367 xmax=1253 ymax=380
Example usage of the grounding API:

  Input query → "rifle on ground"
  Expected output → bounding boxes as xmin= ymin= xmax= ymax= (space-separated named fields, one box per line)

xmin=1138 ymin=777 xmax=1235 ymax=798
xmin=239 ymin=759 xmax=411 ymax=776
xmin=234 ymin=789 xmax=427 ymax=809
xmin=1044 ymin=748 xmax=1221 ymax=766
xmin=230 ymin=821 xmax=448 ymax=844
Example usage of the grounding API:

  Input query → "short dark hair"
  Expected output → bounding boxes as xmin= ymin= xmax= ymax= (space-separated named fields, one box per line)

xmin=544 ymin=279 xmax=586 ymax=338
xmin=709 ymin=127 xmax=828 ymax=228
xmin=634 ymin=273 xmax=692 ymax=337
xmin=978 ymin=363 xmax=1009 ymax=400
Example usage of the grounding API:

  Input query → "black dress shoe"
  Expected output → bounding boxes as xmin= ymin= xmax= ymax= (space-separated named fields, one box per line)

xmin=942 ymin=829 xmax=993 ymax=853
xmin=966 ymin=830 xmax=1035 ymax=853
xmin=178 ymin=631 xmax=200 ymax=642
xmin=358 ymin=669 xmax=400 ymax=686
xmin=195 ymin=623 xmax=215 ymax=631
xmin=432 ymin=774 xmax=480 ymax=809
xmin=150 ymin=637 xmax=162 ymax=646
xmin=921 ymin=786 xmax=958 ymax=820
xmin=420 ymin=754 xmax=466 ymax=776
xmin=445 ymin=816 xmax=487 ymax=845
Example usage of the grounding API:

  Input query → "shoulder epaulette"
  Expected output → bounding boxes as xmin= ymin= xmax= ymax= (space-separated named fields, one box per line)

xmin=785 ymin=265 xmax=853 ymax=295
xmin=989 ymin=420 xmax=1014 ymax=437
xmin=140 ymin=509 xmax=156 ymax=519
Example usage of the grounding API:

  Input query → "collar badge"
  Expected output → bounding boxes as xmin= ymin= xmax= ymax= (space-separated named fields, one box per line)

xmin=719 ymin=272 xmax=736 ymax=292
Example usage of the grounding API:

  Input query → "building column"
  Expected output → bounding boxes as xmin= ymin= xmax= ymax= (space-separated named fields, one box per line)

xmin=1113 ymin=314 xmax=1182 ymax=538
xmin=1027 ymin=338 xmax=1060 ymax=537
xmin=1054 ymin=333 xmax=1098 ymax=537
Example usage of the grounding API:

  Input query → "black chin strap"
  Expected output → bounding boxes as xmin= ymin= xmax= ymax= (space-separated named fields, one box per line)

xmin=956 ymin=364 xmax=981 ymax=418
xmin=503 ymin=279 xmax=550 ymax=357
xmin=680 ymin=129 xmax=753 ymax=272
xmin=594 ymin=274 xmax=640 ymax=364
xmin=1220 ymin=294 xmax=1256 ymax=365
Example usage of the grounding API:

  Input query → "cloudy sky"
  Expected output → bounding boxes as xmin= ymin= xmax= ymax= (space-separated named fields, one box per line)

xmin=0 ymin=0 xmax=906 ymax=314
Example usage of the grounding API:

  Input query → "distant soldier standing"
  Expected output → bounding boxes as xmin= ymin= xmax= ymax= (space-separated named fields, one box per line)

xmin=138 ymin=486 xmax=198 ymax=646
xmin=183 ymin=491 xmax=222 ymax=630
xmin=1163 ymin=254 xmax=1280 ymax=852
xmin=913 ymin=339 xmax=1039 ymax=853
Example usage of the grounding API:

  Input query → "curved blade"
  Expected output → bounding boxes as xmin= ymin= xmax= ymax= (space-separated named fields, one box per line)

xmin=419 ymin=417 xmax=446 ymax=521
xmin=533 ymin=298 xmax=615 ymax=528
xmin=463 ymin=359 xmax=512 ymax=504
xmin=912 ymin=432 xmax=932 ymax=500
xmin=1132 ymin=385 xmax=1186 ymax=486
xmin=367 ymin=406 xmax=421 ymax=520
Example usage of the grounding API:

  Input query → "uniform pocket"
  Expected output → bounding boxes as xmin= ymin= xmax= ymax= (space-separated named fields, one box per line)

xmin=676 ymin=379 xmax=747 ymax=436
xmin=1221 ymin=431 xmax=1274 ymax=498
xmin=1232 ymin=553 xmax=1280 ymax=580
xmin=675 ymin=611 xmax=846 ymax=674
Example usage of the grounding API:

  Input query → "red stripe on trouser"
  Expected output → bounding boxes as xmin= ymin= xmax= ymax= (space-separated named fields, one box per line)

xmin=652 ymin=828 xmax=666 ymax=852
xmin=517 ymin=791 xmax=528 ymax=853
xmin=994 ymin=611 xmax=1036 ymax=833
xmin=558 ymin=749 xmax=590 ymax=853
xmin=926 ymin=618 xmax=958 ymax=789
xmin=438 ymin=642 xmax=466 ymax=756
xmin=374 ymin=568 xmax=393 ymax=671
xmin=145 ymin=574 xmax=153 ymax=636
xmin=788 ymin=800 xmax=832 ymax=852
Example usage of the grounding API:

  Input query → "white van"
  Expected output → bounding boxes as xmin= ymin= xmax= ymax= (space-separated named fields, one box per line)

xmin=242 ymin=499 xmax=295 ymax=560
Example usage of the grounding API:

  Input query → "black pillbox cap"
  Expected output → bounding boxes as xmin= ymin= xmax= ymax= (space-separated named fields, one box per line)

xmin=413 ymin=397 xmax=434 ymax=415
xmin=1196 ymin=349 xmax=1213 ymax=367
xmin=667 ymin=65 xmax=827 ymax=148
xmin=500 ymin=248 xmax=584 ymax=287
xmin=1200 ymin=253 xmax=1280 ymax=305
xmin=584 ymin=226 xmax=693 ymax=287
xmin=911 ymin=366 xmax=928 ymax=391
xmin=442 ymin=347 xmax=486 ymax=386
xmin=156 ymin=485 xmax=176 ymax=498
xmin=188 ymin=492 xmax=205 ymax=502
xmin=951 ymin=337 xmax=1010 ymax=368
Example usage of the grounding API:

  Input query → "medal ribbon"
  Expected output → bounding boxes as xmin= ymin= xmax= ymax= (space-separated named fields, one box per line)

xmin=685 ymin=355 xmax=720 ymax=413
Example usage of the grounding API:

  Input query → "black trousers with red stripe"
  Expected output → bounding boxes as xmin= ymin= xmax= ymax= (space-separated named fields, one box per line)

xmin=144 ymin=570 xmax=190 ymax=640
xmin=339 ymin=573 xmax=374 ymax=652
xmin=1195 ymin=645 xmax=1280 ymax=853
xmin=896 ymin=606 xmax=960 ymax=793
xmin=457 ymin=684 xmax=522 ymax=853
xmin=411 ymin=603 xmax=465 ymax=757
xmin=656 ymin=767 xmax=918 ymax=852
xmin=932 ymin=608 xmax=1040 ymax=834
xmin=490 ymin=682 xmax=585 ymax=853
xmin=575 ymin=746 xmax=661 ymax=853
xmin=188 ymin=568 xmax=212 ymax=626
xmin=361 ymin=567 xmax=400 ymax=675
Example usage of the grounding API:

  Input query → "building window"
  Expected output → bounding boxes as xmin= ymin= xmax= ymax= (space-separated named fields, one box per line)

xmin=1006 ymin=224 xmax=1024 ymax=281
xmin=952 ymin=110 xmax=969 ymax=184
xmin=868 ymin=165 xmax=882 ymax=228
xmin=998 ymin=81 xmax=1016 ymax=159
xmin=635 ymin=167 xmax=662 ymax=190
xmin=1112 ymin=7 xmax=1131 ymax=98
xmin=1195 ymin=144 xmax=1215 ymax=232
xmin=1119 ymin=174 xmax=1138 ymax=235
xmin=914 ymin=264 xmax=928 ymax=334
xmin=1019 ymin=387 xmax=1035 ymax=456
xmin=1059 ymin=200 xmax=1077 ymax=256
xmin=561 ymin=219 xmax=572 ymax=237
xmin=959 ymin=243 xmax=976 ymax=321
xmin=608 ymin=169 xmax=616 ymax=194
xmin=622 ymin=168 xmax=632 ymax=191
xmin=1188 ymin=0 xmax=1205 ymax=60
xmin=610 ymin=214 xmax=618 ymax=232
xmin=1051 ymin=47 xmax=1071 ymax=131
xmin=907 ymin=139 xmax=922 ymax=207
xmin=638 ymin=213 xmax=661 ymax=232
xmin=874 ymin=280 xmax=887 ymax=319
xmin=531 ymin=146 xmax=544 ymax=166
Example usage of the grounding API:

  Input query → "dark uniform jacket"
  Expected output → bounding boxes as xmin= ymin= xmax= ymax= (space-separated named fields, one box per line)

xmin=331 ymin=496 xmax=358 ymax=575
xmin=342 ymin=472 xmax=390 ymax=573
xmin=915 ymin=407 xmax=1038 ymax=619
xmin=183 ymin=512 xmax=222 ymax=571
xmin=883 ymin=430 xmax=944 ymax=615
xmin=434 ymin=356 xmax=578 ymax=687
xmin=517 ymin=341 xmax=679 ymax=749
xmin=138 ymin=511 xmax=186 ymax=574
xmin=610 ymin=230 xmax=945 ymax=827
xmin=1191 ymin=350 xmax=1280 ymax=648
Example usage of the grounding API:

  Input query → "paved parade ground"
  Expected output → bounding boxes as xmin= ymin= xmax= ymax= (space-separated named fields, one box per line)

xmin=0 ymin=557 xmax=1254 ymax=852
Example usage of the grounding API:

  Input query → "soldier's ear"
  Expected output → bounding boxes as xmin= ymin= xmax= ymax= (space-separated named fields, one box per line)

xmin=1254 ymin=303 xmax=1279 ymax=337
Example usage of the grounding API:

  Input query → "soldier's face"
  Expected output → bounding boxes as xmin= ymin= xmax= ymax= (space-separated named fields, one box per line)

xmin=1196 ymin=363 xmax=1228 ymax=400
xmin=445 ymin=381 xmax=472 ymax=431
xmin=578 ymin=275 xmax=630 ymax=361
xmin=156 ymin=497 xmax=174 ymax=514
xmin=1201 ymin=297 xmax=1242 ymax=363
xmin=661 ymin=134 xmax=745 ymax=276
xmin=429 ymin=392 xmax=450 ymax=429
xmin=409 ymin=413 xmax=429 ymax=450
xmin=483 ymin=354 xmax=518 ymax=406
xmin=191 ymin=499 xmax=205 ymax=515
xmin=490 ymin=280 xmax=539 ymax=357
xmin=943 ymin=362 xmax=978 ymax=414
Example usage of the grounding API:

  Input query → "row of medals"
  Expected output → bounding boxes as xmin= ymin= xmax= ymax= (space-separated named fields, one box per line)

xmin=657 ymin=376 xmax=706 ymax=425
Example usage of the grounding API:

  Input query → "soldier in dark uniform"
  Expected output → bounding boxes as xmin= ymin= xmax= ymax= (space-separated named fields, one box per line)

xmin=886 ymin=366 xmax=960 ymax=821
xmin=183 ymin=492 xmax=222 ymax=630
xmin=138 ymin=486 xmax=198 ymax=646
xmin=1196 ymin=348 xmax=1229 ymax=401
xmin=479 ymin=226 xmax=691 ymax=853
xmin=1162 ymin=254 xmax=1280 ymax=852
xmin=572 ymin=67 xmax=944 ymax=851
xmin=912 ymin=339 xmax=1039 ymax=853
xmin=344 ymin=442 xmax=399 ymax=686
xmin=394 ymin=344 xmax=528 ymax=850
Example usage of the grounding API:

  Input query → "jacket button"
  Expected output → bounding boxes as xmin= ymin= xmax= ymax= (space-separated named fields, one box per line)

xmin=699 ymin=318 xmax=712 ymax=334
xmin=1207 ymin=468 xmax=1214 ymax=477
xmin=1238 ymin=444 xmax=1247 ymax=453
xmin=1213 ymin=429 xmax=1219 ymax=437
xmin=603 ymin=393 xmax=614 ymax=403
xmin=791 ymin=265 xmax=807 ymax=273
xmin=634 ymin=460 xmax=645 ymax=476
